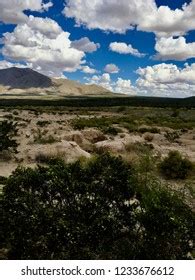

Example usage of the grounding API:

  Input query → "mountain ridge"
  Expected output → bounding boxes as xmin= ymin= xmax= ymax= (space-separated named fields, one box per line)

xmin=0 ymin=67 xmax=112 ymax=96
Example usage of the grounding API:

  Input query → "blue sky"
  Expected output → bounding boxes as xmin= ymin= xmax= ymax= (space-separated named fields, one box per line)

xmin=0 ymin=0 xmax=195 ymax=97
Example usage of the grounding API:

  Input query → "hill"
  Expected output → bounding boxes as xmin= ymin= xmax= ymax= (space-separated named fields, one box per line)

xmin=0 ymin=67 xmax=52 ymax=89
xmin=0 ymin=67 xmax=112 ymax=97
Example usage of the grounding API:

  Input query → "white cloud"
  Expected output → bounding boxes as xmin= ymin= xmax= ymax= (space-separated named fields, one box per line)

xmin=136 ymin=63 xmax=195 ymax=96
xmin=86 ymin=73 xmax=136 ymax=94
xmin=0 ymin=0 xmax=53 ymax=24
xmin=64 ymin=0 xmax=195 ymax=37
xmin=64 ymin=0 xmax=154 ymax=34
xmin=81 ymin=65 xmax=97 ymax=74
xmin=104 ymin=63 xmax=119 ymax=73
xmin=114 ymin=78 xmax=136 ymax=95
xmin=85 ymin=64 xmax=195 ymax=97
xmin=27 ymin=15 xmax=62 ymax=39
xmin=109 ymin=42 xmax=145 ymax=57
xmin=0 ymin=60 xmax=29 ymax=69
xmin=138 ymin=1 xmax=195 ymax=37
xmin=87 ymin=73 xmax=113 ymax=91
xmin=2 ymin=17 xmax=85 ymax=77
xmin=71 ymin=37 xmax=100 ymax=53
xmin=154 ymin=36 xmax=195 ymax=61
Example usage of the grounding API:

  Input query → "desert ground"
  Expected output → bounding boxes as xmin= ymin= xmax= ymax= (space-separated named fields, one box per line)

xmin=0 ymin=104 xmax=195 ymax=260
xmin=0 ymin=106 xmax=194 ymax=200
xmin=0 ymin=106 xmax=195 ymax=169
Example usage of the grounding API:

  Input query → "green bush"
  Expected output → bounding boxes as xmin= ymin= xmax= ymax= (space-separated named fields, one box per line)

xmin=160 ymin=151 xmax=193 ymax=179
xmin=0 ymin=176 xmax=7 ymax=185
xmin=135 ymin=183 xmax=194 ymax=259
xmin=138 ymin=127 xmax=160 ymax=134
xmin=0 ymin=154 xmax=136 ymax=259
xmin=0 ymin=154 xmax=194 ymax=260
xmin=164 ymin=131 xmax=180 ymax=142
xmin=102 ymin=126 xmax=121 ymax=135
xmin=34 ymin=130 xmax=57 ymax=144
xmin=36 ymin=120 xmax=51 ymax=127
xmin=0 ymin=121 xmax=18 ymax=153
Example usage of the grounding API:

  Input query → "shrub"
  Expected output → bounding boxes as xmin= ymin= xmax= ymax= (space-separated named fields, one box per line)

xmin=117 ymin=106 xmax=126 ymax=112
xmin=12 ymin=111 xmax=19 ymax=116
xmin=0 ymin=121 xmax=18 ymax=153
xmin=103 ymin=126 xmax=121 ymax=135
xmin=1 ymin=154 xmax=136 ymax=259
xmin=0 ymin=176 xmax=7 ymax=185
xmin=36 ymin=120 xmax=51 ymax=127
xmin=135 ymin=183 xmax=194 ymax=259
xmin=125 ymin=142 xmax=154 ymax=154
xmin=122 ymin=122 xmax=138 ymax=133
xmin=0 ymin=154 xmax=194 ymax=260
xmin=144 ymin=133 xmax=154 ymax=142
xmin=164 ymin=131 xmax=180 ymax=143
xmin=138 ymin=127 xmax=160 ymax=134
xmin=159 ymin=151 xmax=193 ymax=179
xmin=34 ymin=130 xmax=57 ymax=144
xmin=35 ymin=153 xmax=53 ymax=163
xmin=171 ymin=110 xmax=180 ymax=118
xmin=72 ymin=117 xmax=114 ymax=131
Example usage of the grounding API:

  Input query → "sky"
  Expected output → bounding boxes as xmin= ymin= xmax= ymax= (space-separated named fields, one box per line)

xmin=0 ymin=0 xmax=195 ymax=97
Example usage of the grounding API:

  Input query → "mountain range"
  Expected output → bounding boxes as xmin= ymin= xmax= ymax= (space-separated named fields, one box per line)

xmin=0 ymin=67 xmax=112 ymax=97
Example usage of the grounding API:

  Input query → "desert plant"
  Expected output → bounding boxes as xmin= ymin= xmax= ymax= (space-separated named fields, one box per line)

xmin=125 ymin=142 xmax=154 ymax=154
xmin=0 ymin=121 xmax=18 ymax=153
xmin=1 ymin=154 xmax=194 ymax=260
xmin=103 ymin=126 xmax=121 ymax=135
xmin=164 ymin=131 xmax=180 ymax=142
xmin=34 ymin=130 xmax=57 ymax=144
xmin=1 ymin=154 xmax=136 ymax=259
xmin=171 ymin=110 xmax=180 ymax=118
xmin=144 ymin=133 xmax=154 ymax=142
xmin=138 ymin=127 xmax=160 ymax=134
xmin=36 ymin=120 xmax=51 ymax=127
xmin=159 ymin=151 xmax=193 ymax=179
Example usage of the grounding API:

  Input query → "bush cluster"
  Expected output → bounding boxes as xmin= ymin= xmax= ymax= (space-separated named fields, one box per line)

xmin=0 ymin=154 xmax=194 ymax=260
xmin=160 ymin=151 xmax=193 ymax=179
xmin=0 ymin=121 xmax=18 ymax=153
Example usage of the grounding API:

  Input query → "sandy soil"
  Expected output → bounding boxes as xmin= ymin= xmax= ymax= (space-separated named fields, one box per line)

xmin=0 ymin=108 xmax=195 ymax=179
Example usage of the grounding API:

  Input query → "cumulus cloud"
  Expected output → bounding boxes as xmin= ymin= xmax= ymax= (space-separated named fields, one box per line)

xmin=138 ymin=1 xmax=195 ymax=37
xmin=86 ymin=73 xmax=113 ymax=91
xmin=27 ymin=15 xmax=62 ymax=39
xmin=136 ymin=63 xmax=195 ymax=96
xmin=154 ymin=36 xmax=195 ymax=61
xmin=109 ymin=42 xmax=145 ymax=57
xmin=64 ymin=0 xmax=195 ymax=37
xmin=0 ymin=0 xmax=53 ymax=24
xmin=2 ymin=17 xmax=85 ymax=77
xmin=114 ymin=78 xmax=136 ymax=95
xmin=81 ymin=65 xmax=97 ymax=74
xmin=0 ymin=60 xmax=29 ymax=69
xmin=85 ymin=64 xmax=195 ymax=97
xmin=104 ymin=64 xmax=119 ymax=73
xmin=64 ymin=0 xmax=154 ymax=34
xmin=86 ymin=73 xmax=136 ymax=94
xmin=71 ymin=37 xmax=100 ymax=53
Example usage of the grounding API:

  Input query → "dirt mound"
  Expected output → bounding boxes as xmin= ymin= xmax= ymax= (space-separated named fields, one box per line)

xmin=30 ymin=141 xmax=91 ymax=163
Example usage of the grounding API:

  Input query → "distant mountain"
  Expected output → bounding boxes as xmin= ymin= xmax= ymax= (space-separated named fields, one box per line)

xmin=0 ymin=67 xmax=112 ymax=97
xmin=0 ymin=67 xmax=52 ymax=89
